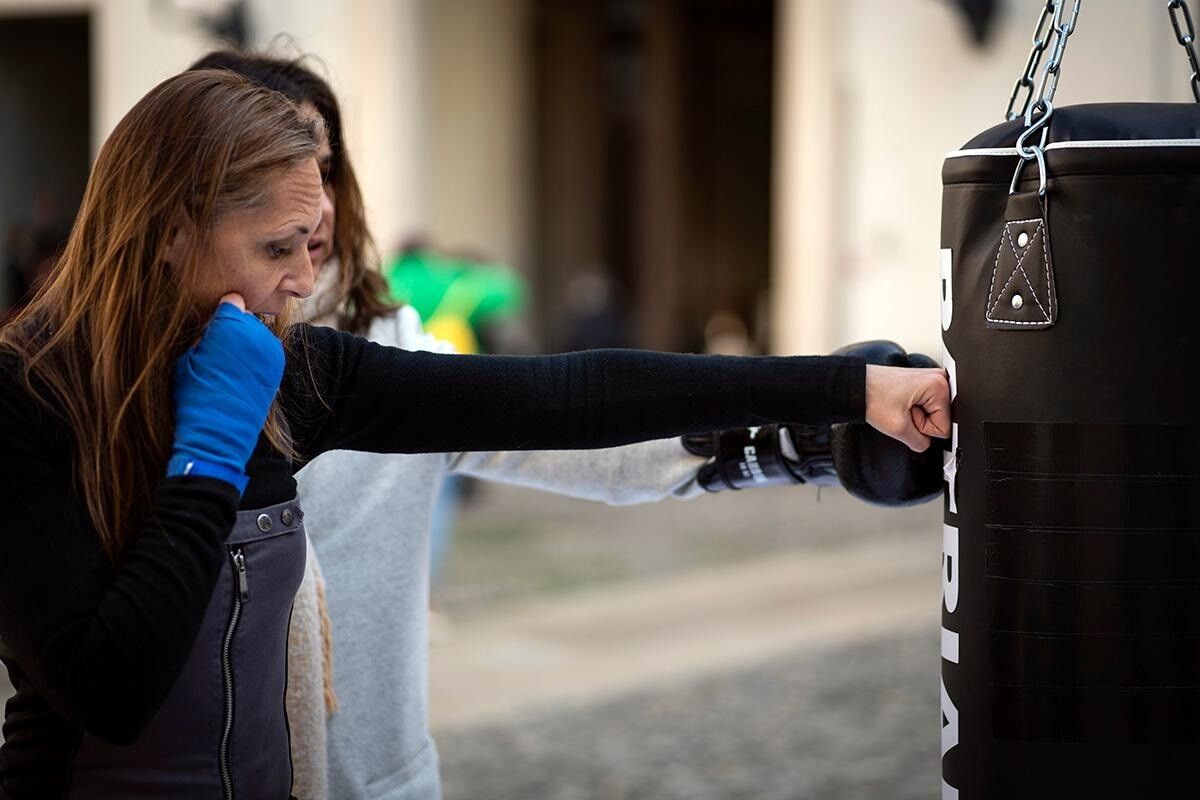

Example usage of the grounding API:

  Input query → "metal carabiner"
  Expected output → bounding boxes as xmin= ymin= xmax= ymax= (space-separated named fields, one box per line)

xmin=1009 ymin=145 xmax=1048 ymax=197
xmin=1017 ymin=99 xmax=1054 ymax=159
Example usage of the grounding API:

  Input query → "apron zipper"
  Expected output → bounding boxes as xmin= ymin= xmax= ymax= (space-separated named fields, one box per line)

xmin=220 ymin=548 xmax=249 ymax=799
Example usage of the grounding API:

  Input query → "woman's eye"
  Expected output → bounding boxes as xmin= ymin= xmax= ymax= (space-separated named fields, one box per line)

xmin=267 ymin=244 xmax=292 ymax=259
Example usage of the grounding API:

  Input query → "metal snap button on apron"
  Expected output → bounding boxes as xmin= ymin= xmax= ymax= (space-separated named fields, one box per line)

xmin=281 ymin=508 xmax=295 ymax=526
xmin=1011 ymin=294 xmax=1024 ymax=310
xmin=1017 ymin=231 xmax=1029 ymax=248
xmin=256 ymin=513 xmax=273 ymax=533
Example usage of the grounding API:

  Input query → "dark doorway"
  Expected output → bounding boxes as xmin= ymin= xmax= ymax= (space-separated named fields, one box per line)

xmin=0 ymin=14 xmax=91 ymax=315
xmin=533 ymin=0 xmax=775 ymax=353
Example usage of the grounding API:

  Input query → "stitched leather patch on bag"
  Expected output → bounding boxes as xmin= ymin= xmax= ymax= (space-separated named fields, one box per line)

xmin=985 ymin=191 xmax=1058 ymax=330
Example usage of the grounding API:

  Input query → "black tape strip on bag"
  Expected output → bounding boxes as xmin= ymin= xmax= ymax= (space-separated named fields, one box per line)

xmin=986 ymin=421 xmax=1200 ymax=477
xmin=987 ymin=528 xmax=1200 ymax=583
xmin=988 ymin=580 xmax=1200 ymax=635
xmin=987 ymin=475 xmax=1200 ymax=530
xmin=989 ymin=631 xmax=1200 ymax=688
xmin=991 ymin=686 xmax=1200 ymax=743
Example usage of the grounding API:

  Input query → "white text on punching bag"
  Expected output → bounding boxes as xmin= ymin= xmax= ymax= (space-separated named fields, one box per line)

xmin=940 ymin=248 xmax=961 ymax=800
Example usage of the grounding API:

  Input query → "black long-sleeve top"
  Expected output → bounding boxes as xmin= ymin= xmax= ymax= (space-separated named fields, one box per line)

xmin=0 ymin=324 xmax=864 ymax=793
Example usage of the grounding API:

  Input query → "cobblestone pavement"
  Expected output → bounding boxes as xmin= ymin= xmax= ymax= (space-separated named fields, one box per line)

xmin=437 ymin=480 xmax=940 ymax=615
xmin=437 ymin=625 xmax=940 ymax=800
xmin=433 ymin=483 xmax=944 ymax=799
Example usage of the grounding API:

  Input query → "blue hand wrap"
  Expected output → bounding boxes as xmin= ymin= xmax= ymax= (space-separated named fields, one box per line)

xmin=167 ymin=303 xmax=286 ymax=494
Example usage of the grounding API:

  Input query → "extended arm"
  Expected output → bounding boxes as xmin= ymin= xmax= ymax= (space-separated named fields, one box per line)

xmin=286 ymin=324 xmax=866 ymax=459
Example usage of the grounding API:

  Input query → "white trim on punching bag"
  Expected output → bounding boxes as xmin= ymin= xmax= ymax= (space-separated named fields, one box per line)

xmin=945 ymin=138 xmax=1200 ymax=159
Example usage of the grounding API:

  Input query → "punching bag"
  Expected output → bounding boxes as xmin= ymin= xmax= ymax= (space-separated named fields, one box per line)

xmin=940 ymin=2 xmax=1200 ymax=797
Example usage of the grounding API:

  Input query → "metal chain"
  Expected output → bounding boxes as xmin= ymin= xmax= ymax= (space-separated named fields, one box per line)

xmin=1003 ymin=1 xmax=1080 ymax=125
xmin=1003 ymin=1 xmax=1081 ymax=123
xmin=1005 ymin=0 xmax=1081 ymax=196
xmin=1008 ymin=1 xmax=1200 ymax=120
xmin=1169 ymin=0 xmax=1200 ymax=101
xmin=1005 ymin=2 xmax=1057 ymax=122
xmin=1029 ymin=0 xmax=1081 ymax=119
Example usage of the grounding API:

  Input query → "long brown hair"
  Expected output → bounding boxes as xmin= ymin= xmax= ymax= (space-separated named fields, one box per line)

xmin=189 ymin=51 xmax=396 ymax=335
xmin=0 ymin=70 xmax=323 ymax=561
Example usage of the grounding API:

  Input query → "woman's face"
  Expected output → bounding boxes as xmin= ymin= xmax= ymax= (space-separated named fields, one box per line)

xmin=307 ymin=130 xmax=336 ymax=275
xmin=201 ymin=158 xmax=324 ymax=315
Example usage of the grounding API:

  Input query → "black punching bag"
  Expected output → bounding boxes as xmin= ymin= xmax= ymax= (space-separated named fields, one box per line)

xmin=939 ymin=4 xmax=1200 ymax=797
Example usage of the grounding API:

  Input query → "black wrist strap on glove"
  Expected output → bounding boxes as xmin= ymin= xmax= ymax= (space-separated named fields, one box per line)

xmin=780 ymin=424 xmax=840 ymax=487
xmin=682 ymin=424 xmax=839 ymax=492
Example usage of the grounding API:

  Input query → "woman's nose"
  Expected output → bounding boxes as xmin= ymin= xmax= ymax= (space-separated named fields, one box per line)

xmin=284 ymin=252 xmax=315 ymax=299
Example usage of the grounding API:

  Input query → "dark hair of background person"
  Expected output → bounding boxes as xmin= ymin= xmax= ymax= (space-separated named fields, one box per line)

xmin=190 ymin=50 xmax=396 ymax=336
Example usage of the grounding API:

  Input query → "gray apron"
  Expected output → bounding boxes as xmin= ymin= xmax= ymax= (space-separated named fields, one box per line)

xmin=68 ymin=499 xmax=307 ymax=799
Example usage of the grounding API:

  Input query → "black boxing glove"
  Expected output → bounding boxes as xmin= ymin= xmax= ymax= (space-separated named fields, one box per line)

xmin=682 ymin=340 xmax=944 ymax=506
xmin=826 ymin=342 xmax=945 ymax=507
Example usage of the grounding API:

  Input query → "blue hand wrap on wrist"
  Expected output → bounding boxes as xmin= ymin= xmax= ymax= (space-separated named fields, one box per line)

xmin=170 ymin=303 xmax=285 ymax=494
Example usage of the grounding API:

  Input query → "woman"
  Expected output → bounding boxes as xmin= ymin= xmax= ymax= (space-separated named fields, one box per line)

xmin=0 ymin=69 xmax=946 ymax=798
xmin=190 ymin=51 xmax=751 ymax=800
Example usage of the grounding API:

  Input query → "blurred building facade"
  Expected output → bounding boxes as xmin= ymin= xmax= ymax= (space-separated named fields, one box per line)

xmin=0 ymin=0 xmax=1192 ymax=354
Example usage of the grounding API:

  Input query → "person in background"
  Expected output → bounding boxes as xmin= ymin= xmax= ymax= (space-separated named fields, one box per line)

xmin=189 ymin=50 xmax=951 ymax=800
xmin=384 ymin=240 xmax=527 ymax=357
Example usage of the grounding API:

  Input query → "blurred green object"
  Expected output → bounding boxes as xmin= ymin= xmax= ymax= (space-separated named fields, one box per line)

xmin=384 ymin=248 xmax=526 ymax=354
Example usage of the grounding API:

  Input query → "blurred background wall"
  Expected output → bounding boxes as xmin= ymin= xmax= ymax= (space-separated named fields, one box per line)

xmin=3 ymin=3 xmax=1199 ymax=795
xmin=1 ymin=0 xmax=1193 ymax=353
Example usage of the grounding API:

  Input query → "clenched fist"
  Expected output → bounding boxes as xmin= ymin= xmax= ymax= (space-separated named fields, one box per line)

xmin=864 ymin=364 xmax=951 ymax=453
